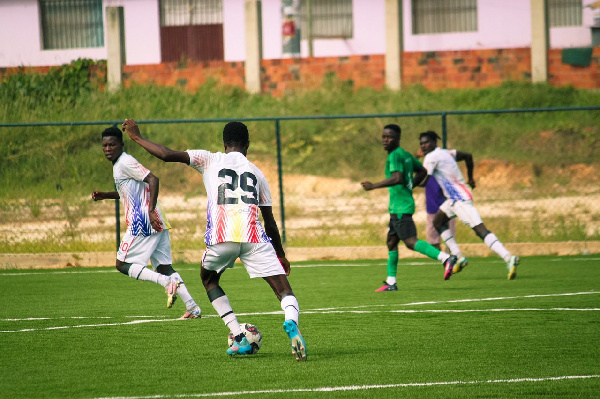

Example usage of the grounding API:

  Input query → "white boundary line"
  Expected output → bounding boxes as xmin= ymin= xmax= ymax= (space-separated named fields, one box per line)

xmin=2 ymin=308 xmax=598 ymax=334
xmin=2 ymin=256 xmax=599 ymax=276
xmin=1 ymin=291 xmax=597 ymax=331
xmin=93 ymin=375 xmax=600 ymax=398
xmin=2 ymin=306 xmax=598 ymax=333
xmin=2 ymin=290 xmax=597 ymax=321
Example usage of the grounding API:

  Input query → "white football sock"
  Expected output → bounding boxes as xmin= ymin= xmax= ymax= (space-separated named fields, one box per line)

xmin=281 ymin=295 xmax=299 ymax=325
xmin=212 ymin=295 xmax=242 ymax=337
xmin=170 ymin=273 xmax=198 ymax=310
xmin=386 ymin=277 xmax=397 ymax=285
xmin=127 ymin=264 xmax=168 ymax=286
xmin=483 ymin=233 xmax=511 ymax=263
xmin=440 ymin=229 xmax=462 ymax=258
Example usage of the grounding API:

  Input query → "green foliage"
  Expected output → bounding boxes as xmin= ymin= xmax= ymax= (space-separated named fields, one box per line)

xmin=0 ymin=58 xmax=101 ymax=111
xmin=0 ymin=73 xmax=599 ymax=199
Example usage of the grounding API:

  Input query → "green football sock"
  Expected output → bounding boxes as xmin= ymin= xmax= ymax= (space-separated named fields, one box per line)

xmin=414 ymin=240 xmax=442 ymax=260
xmin=387 ymin=250 xmax=399 ymax=277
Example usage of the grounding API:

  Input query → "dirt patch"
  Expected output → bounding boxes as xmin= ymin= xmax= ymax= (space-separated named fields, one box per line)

xmin=164 ymin=158 xmax=600 ymax=196
xmin=3 ymin=158 xmax=599 ymax=251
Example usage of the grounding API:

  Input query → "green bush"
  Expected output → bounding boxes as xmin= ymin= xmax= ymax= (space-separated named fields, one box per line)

xmin=0 ymin=65 xmax=599 ymax=198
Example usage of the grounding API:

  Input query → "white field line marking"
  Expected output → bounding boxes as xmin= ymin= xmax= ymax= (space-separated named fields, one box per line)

xmin=0 ymin=259 xmax=516 ymax=276
xmin=92 ymin=375 xmax=600 ymax=399
xmin=0 ymin=264 xmax=384 ymax=276
xmin=401 ymin=290 xmax=599 ymax=306
xmin=1 ymin=291 xmax=597 ymax=324
xmin=1 ymin=318 xmax=178 ymax=333
xmin=305 ymin=290 xmax=599 ymax=311
xmin=309 ymin=308 xmax=600 ymax=315
xmin=0 ymin=270 xmax=118 ymax=276
xmin=0 ymin=315 xmax=170 ymax=321
xmin=1 ymin=307 xmax=598 ymax=333
xmin=1 ymin=256 xmax=599 ymax=276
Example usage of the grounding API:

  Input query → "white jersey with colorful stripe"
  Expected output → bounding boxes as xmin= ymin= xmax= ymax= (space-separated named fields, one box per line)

xmin=187 ymin=149 xmax=272 ymax=245
xmin=423 ymin=147 xmax=473 ymax=201
xmin=113 ymin=152 xmax=171 ymax=236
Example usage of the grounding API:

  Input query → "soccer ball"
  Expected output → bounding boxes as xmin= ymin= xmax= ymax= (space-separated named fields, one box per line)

xmin=228 ymin=323 xmax=263 ymax=354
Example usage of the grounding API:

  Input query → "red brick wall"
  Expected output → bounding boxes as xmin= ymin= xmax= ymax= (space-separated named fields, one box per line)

xmin=2 ymin=47 xmax=599 ymax=94
xmin=123 ymin=60 xmax=245 ymax=91
xmin=402 ymin=48 xmax=533 ymax=89
xmin=548 ymin=48 xmax=600 ymax=89
xmin=122 ymin=47 xmax=600 ymax=94
xmin=260 ymin=55 xmax=385 ymax=96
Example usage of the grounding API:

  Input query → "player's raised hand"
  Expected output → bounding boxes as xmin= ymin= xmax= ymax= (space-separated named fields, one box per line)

xmin=122 ymin=119 xmax=141 ymax=140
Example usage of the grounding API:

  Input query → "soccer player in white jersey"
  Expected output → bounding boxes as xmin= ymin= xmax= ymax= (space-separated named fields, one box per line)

xmin=418 ymin=131 xmax=520 ymax=279
xmin=91 ymin=126 xmax=201 ymax=319
xmin=122 ymin=119 xmax=307 ymax=361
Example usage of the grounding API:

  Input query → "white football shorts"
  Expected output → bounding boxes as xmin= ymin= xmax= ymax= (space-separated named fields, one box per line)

xmin=201 ymin=242 xmax=285 ymax=278
xmin=439 ymin=199 xmax=483 ymax=229
xmin=117 ymin=230 xmax=172 ymax=269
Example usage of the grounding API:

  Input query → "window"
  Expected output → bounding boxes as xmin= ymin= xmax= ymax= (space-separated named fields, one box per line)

xmin=548 ymin=0 xmax=582 ymax=27
xmin=39 ymin=0 xmax=104 ymax=50
xmin=299 ymin=0 xmax=353 ymax=39
xmin=160 ymin=0 xmax=222 ymax=26
xmin=411 ymin=0 xmax=477 ymax=34
xmin=159 ymin=0 xmax=224 ymax=62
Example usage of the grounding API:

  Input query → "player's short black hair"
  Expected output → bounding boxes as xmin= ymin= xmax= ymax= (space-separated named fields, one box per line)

xmin=102 ymin=125 xmax=123 ymax=143
xmin=420 ymin=131 xmax=441 ymax=142
xmin=223 ymin=121 xmax=249 ymax=144
xmin=384 ymin=124 xmax=401 ymax=137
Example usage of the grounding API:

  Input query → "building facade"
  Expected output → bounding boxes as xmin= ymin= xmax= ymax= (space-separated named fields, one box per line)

xmin=0 ymin=0 xmax=598 ymax=93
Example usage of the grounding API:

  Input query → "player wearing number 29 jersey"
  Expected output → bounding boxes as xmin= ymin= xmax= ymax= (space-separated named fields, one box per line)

xmin=123 ymin=119 xmax=307 ymax=362
xmin=187 ymin=150 xmax=271 ymax=245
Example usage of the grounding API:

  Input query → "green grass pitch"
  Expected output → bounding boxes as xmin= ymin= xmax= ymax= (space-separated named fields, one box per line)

xmin=0 ymin=255 xmax=598 ymax=398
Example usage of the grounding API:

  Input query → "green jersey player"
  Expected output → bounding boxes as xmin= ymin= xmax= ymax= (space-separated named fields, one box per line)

xmin=361 ymin=124 xmax=458 ymax=290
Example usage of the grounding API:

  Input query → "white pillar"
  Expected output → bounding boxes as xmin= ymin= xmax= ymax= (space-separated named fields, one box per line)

xmin=385 ymin=0 xmax=403 ymax=90
xmin=531 ymin=0 xmax=549 ymax=83
xmin=106 ymin=7 xmax=125 ymax=92
xmin=245 ymin=1 xmax=262 ymax=94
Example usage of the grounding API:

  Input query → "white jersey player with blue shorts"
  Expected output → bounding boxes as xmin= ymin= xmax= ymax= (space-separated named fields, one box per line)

xmin=419 ymin=131 xmax=519 ymax=280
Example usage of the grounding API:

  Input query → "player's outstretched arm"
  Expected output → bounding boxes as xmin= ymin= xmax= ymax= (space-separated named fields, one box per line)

xmin=361 ymin=171 xmax=404 ymax=191
xmin=260 ymin=206 xmax=290 ymax=275
xmin=122 ymin=119 xmax=190 ymax=164
xmin=91 ymin=191 xmax=119 ymax=201
xmin=455 ymin=150 xmax=475 ymax=188
xmin=414 ymin=165 xmax=429 ymax=187
xmin=143 ymin=172 xmax=164 ymax=231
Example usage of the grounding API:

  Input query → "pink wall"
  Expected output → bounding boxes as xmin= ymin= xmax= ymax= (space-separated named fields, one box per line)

xmin=403 ymin=0 xmax=595 ymax=51
xmin=0 ymin=0 xmax=595 ymax=68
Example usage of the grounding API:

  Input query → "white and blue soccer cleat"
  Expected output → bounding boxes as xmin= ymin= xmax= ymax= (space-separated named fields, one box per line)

xmin=283 ymin=319 xmax=307 ymax=362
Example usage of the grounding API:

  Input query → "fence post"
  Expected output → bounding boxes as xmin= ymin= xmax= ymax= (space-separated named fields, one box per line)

xmin=115 ymin=199 xmax=120 ymax=252
xmin=106 ymin=7 xmax=125 ymax=92
xmin=275 ymin=119 xmax=286 ymax=243
xmin=441 ymin=113 xmax=447 ymax=149
xmin=245 ymin=0 xmax=262 ymax=94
